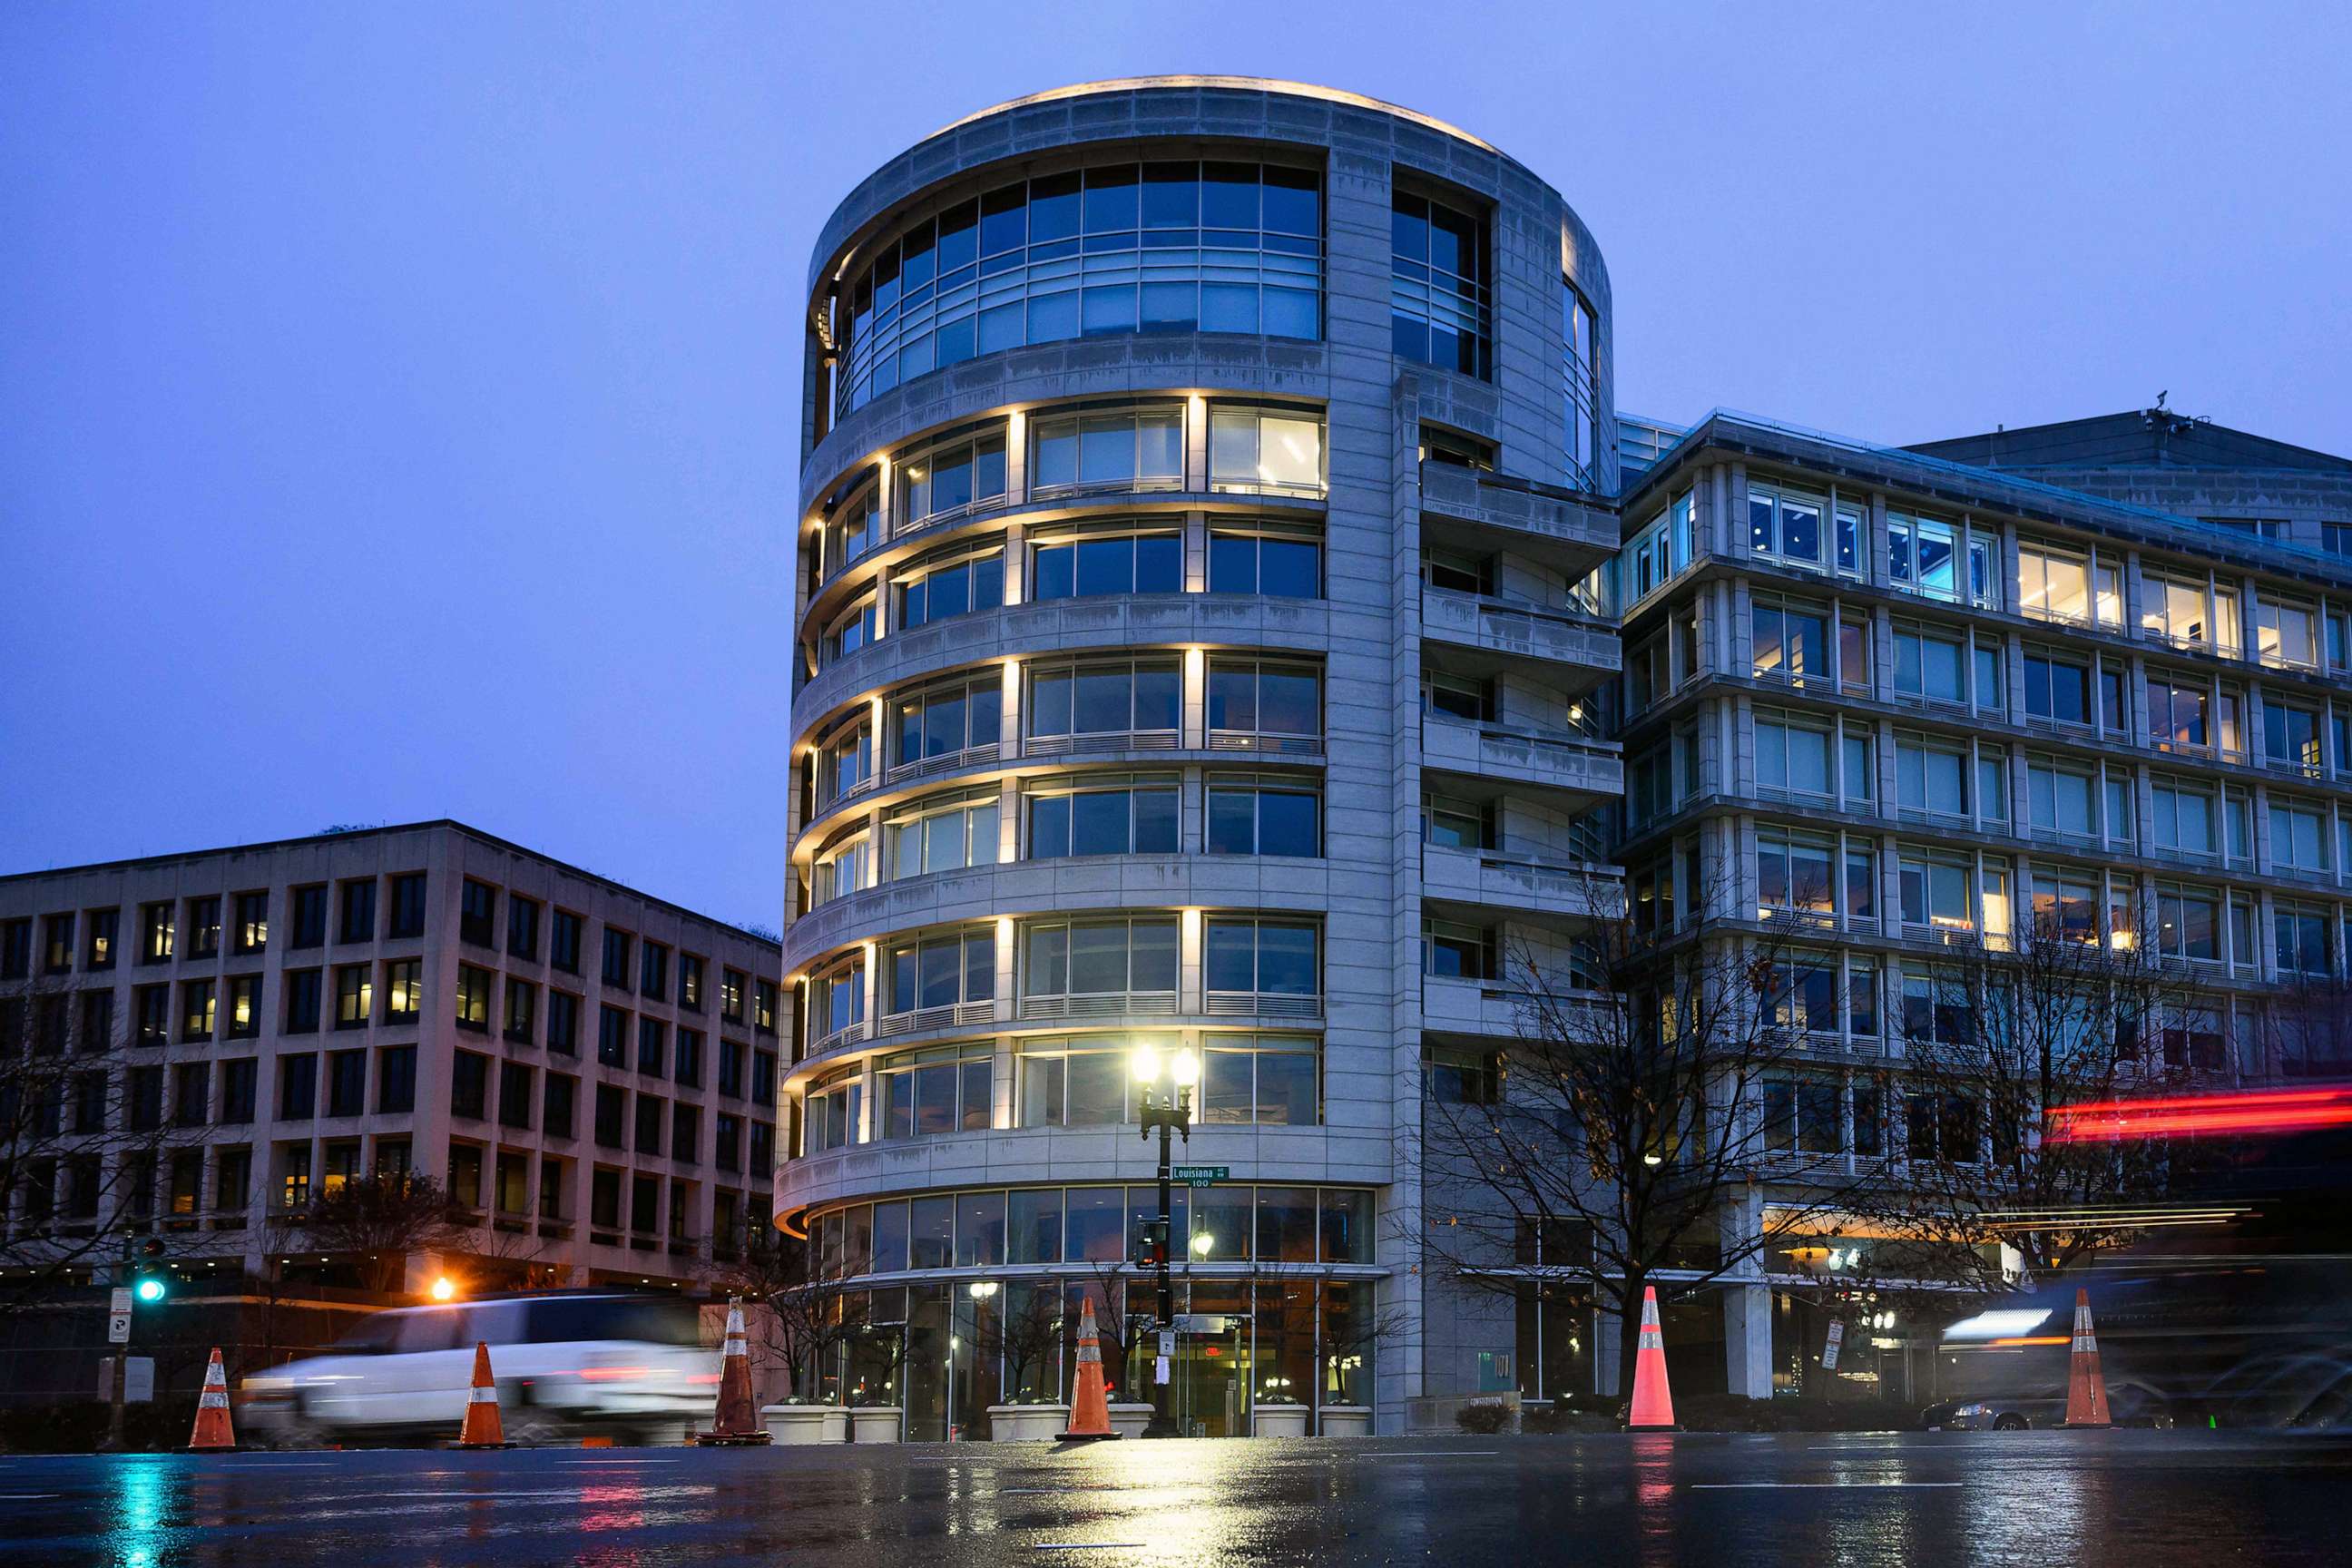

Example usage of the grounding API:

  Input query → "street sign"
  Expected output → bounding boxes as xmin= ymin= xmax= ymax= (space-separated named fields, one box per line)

xmin=1821 ymin=1319 xmax=1845 ymax=1372
xmin=124 ymin=1357 xmax=154 ymax=1404
xmin=1159 ymin=1329 xmax=1177 ymax=1357
xmin=1154 ymin=1356 xmax=1171 ymax=1386
xmin=108 ymin=1288 xmax=132 ymax=1344
xmin=1171 ymin=1164 xmax=1229 ymax=1188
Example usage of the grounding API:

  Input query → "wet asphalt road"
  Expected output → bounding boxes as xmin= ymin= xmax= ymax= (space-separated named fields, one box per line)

xmin=1 ymin=1431 xmax=2347 ymax=1567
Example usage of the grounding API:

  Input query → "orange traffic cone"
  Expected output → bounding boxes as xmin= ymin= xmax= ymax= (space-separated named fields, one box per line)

xmin=1061 ymin=1298 xmax=1116 ymax=1440
xmin=457 ymin=1340 xmax=514 ymax=1448
xmin=188 ymin=1347 xmax=237 ymax=1451
xmin=1626 ymin=1286 xmax=1678 ymax=1429
xmin=2063 ymin=1289 xmax=2111 ymax=1428
xmin=694 ymin=1297 xmax=772 ymax=1446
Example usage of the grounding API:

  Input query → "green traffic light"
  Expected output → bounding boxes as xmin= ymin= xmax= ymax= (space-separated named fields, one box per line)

xmin=133 ymin=1278 xmax=166 ymax=1304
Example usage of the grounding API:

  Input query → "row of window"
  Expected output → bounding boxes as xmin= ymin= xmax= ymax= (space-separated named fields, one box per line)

xmin=814 ymin=402 xmax=1328 ymax=587
xmin=808 ymin=657 xmax=1324 ymax=813
xmin=799 ymin=1032 xmax=1320 ymax=1154
xmin=830 ymin=162 xmax=1324 ymax=417
xmin=815 ymin=516 xmax=1325 ymax=671
xmin=800 ymin=1183 xmax=1375 ymax=1275
xmin=807 ymin=772 xmax=1321 ymax=907
xmin=804 ymin=916 xmax=1322 ymax=1051
xmin=1629 ymin=483 xmax=2352 ymax=677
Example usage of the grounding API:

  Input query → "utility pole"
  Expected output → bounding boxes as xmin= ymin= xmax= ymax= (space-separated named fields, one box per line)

xmin=1131 ymin=1045 xmax=1196 ymax=1439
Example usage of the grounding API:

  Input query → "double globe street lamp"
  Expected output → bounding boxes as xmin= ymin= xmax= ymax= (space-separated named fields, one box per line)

xmin=1131 ymin=1043 xmax=1197 ymax=1437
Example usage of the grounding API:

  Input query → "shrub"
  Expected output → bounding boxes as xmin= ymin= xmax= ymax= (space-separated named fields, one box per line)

xmin=1455 ymin=1401 xmax=1514 ymax=1435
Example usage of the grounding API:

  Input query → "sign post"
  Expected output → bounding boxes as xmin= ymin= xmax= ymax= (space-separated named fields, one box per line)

xmin=1171 ymin=1165 xmax=1229 ymax=1189
xmin=1821 ymin=1318 xmax=1845 ymax=1374
xmin=103 ymin=1288 xmax=134 ymax=1451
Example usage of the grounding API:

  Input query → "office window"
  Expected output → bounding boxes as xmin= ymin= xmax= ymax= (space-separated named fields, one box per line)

xmin=1205 ymin=659 xmax=1322 ymax=751
xmin=128 ymin=1065 xmax=164 ymax=1132
xmin=1199 ymin=1034 xmax=1320 ymax=1126
xmin=133 ymin=985 xmax=169 ymax=1046
xmin=882 ymin=930 xmax=995 ymax=1027
xmin=635 ymin=1093 xmax=665 ymax=1155
xmin=0 ymin=918 xmax=28 ymax=980
xmin=180 ymin=980 xmax=216 ymax=1043
xmin=1030 ymin=522 xmax=1181 ymax=601
xmin=1747 ymin=485 xmax=1830 ymax=572
xmin=876 ymin=1043 xmax=994 ymax=1141
xmin=1210 ymin=524 xmax=1323 ymax=598
xmin=499 ymin=1061 xmax=534 ymax=1129
xmin=1892 ymin=627 xmax=1966 ymax=706
xmin=32 ymin=913 xmax=69 ymax=975
xmin=335 ymin=964 xmax=373 ymax=1029
xmin=671 ymin=1102 xmax=700 ymax=1164
xmin=370 ymin=1044 xmax=414 ymax=1114
xmin=602 ymin=927 xmax=632 ymax=989
xmin=1203 ymin=917 xmax=1319 ymax=1013
xmin=638 ymin=1015 xmax=667 ymax=1076
xmin=720 ymin=968 xmax=747 ymax=1024
xmin=1391 ymin=188 xmax=1489 ymax=377
xmin=598 ymin=1004 xmax=629 ymax=1066
xmin=326 ymin=1049 xmax=366 ymax=1118
xmin=1024 ymin=772 xmax=1179 ymax=858
xmin=2023 ymin=651 xmax=2092 ymax=727
xmin=283 ymin=884 xmax=324 ymax=949
xmin=640 ymin=940 xmax=669 ymax=1001
xmin=753 ymin=1050 xmax=777 ymax=1109
xmin=750 ymin=1121 xmax=776 ymax=1172
xmin=455 ymin=964 xmax=492 ymax=1032
xmin=383 ymin=958 xmax=422 ymax=1024
xmin=755 ymin=981 xmax=779 ymax=1036
xmin=1030 ymin=405 xmax=1186 ymax=498
xmin=504 ymin=978 xmax=536 ymax=1044
xmin=337 ymin=879 xmax=377 ymax=944
xmin=83 ymin=907 xmax=117 ymax=970
xmin=172 ymin=1062 xmax=210 ymax=1129
xmin=184 ymin=897 xmax=220 ymax=959
xmin=594 ymin=1084 xmax=626 ymax=1148
xmin=718 ymin=1038 xmax=748 ymax=1100
xmin=387 ymin=873 xmax=426 ymax=939
xmin=2256 ymin=597 xmax=2318 ymax=669
xmin=139 ymin=901 xmax=174 ymax=964
xmin=547 ymin=989 xmax=580 ymax=1055
xmin=895 ymin=543 xmax=1004 ymax=632
xmin=506 ymin=895 xmax=540 ymax=959
xmin=544 ymin=1073 xmax=577 ymax=1140
xmin=223 ymin=975 xmax=260 ymax=1039
xmin=220 ymin=1058 xmax=257 ymax=1123
xmin=279 ymin=1054 xmax=318 ymax=1121
xmin=231 ymin=892 xmax=269 ymax=956
xmin=1207 ymin=406 xmax=1325 ymax=497
xmin=2264 ymin=701 xmax=2323 ymax=775
xmin=459 ymin=879 xmax=495 ymax=946
xmin=1021 ymin=916 xmax=1179 ymax=1015
xmin=715 ymin=1112 xmax=743 ymax=1171
xmin=550 ymin=909 xmax=583 ymax=973
xmin=2269 ymin=799 xmax=2330 ymax=873
xmin=1755 ymin=712 xmax=1834 ymax=799
xmin=1017 ymin=1036 xmax=1157 ymax=1129
xmin=883 ymin=788 xmax=1000 ymax=881
xmin=679 ymin=954 xmax=705 ymax=1012
xmin=2018 ymin=543 xmax=2120 ymax=627
xmin=1206 ymin=777 xmax=1321 ymax=857
xmin=76 ymin=990 xmax=113 ymax=1054
xmin=674 ymin=1027 xmax=703 ymax=1088
xmin=450 ymin=1050 xmax=488 ymax=1119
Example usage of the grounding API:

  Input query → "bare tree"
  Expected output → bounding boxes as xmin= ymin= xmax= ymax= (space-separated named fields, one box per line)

xmin=1875 ymin=911 xmax=2200 ymax=1286
xmin=267 ymin=1171 xmax=468 ymax=1294
xmin=1417 ymin=873 xmax=1896 ymax=1398
xmin=711 ymin=1234 xmax=846 ymax=1401
xmin=0 ymin=975 xmax=194 ymax=1307
xmin=979 ymin=1282 xmax=1065 ymax=1404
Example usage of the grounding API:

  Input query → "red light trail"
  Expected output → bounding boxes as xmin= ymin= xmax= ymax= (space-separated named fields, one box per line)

xmin=2045 ymin=1084 xmax=2352 ymax=1142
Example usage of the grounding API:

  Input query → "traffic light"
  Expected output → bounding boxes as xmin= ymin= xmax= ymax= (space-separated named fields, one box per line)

xmin=132 ymin=1239 xmax=169 ymax=1304
xmin=1132 ymin=1217 xmax=1170 ymax=1270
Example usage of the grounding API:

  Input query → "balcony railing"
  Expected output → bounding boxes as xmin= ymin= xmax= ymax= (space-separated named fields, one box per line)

xmin=1203 ymin=989 xmax=1321 ymax=1019
xmin=1018 ymin=989 xmax=1180 ymax=1021
xmin=876 ymin=998 xmax=995 ymax=1038
xmin=1024 ymin=728 xmax=1180 ymax=759
xmin=883 ymin=742 xmax=1000 ymax=787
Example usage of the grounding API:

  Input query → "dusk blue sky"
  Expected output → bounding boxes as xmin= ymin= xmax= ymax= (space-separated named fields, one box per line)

xmin=4 ymin=4 xmax=2347 ymax=925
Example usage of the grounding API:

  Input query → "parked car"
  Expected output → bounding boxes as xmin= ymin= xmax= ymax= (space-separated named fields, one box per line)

xmin=1921 ymin=1377 xmax=2175 ymax=1431
xmin=242 ymin=1291 xmax=716 ymax=1446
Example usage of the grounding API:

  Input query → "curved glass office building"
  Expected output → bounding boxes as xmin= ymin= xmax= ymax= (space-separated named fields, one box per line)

xmin=781 ymin=78 xmax=1622 ymax=1436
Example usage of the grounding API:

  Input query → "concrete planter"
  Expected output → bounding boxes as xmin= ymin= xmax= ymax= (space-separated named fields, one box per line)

xmin=763 ymin=1405 xmax=848 ymax=1444
xmin=1250 ymin=1403 xmax=1310 ymax=1438
xmin=986 ymin=1404 xmax=1070 ymax=1441
xmin=1108 ymin=1402 xmax=1156 ymax=1440
xmin=1318 ymin=1406 xmax=1374 ymax=1437
xmin=850 ymin=1406 xmax=903 ymax=1444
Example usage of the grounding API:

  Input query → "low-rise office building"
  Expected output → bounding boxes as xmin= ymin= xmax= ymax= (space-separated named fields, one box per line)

xmin=0 ymin=820 xmax=781 ymax=1298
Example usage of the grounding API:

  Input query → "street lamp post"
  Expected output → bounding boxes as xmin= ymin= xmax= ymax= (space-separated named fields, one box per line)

xmin=1132 ymin=1044 xmax=1197 ymax=1438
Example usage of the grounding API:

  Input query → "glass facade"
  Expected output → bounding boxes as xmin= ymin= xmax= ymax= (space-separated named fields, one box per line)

xmin=835 ymin=161 xmax=1322 ymax=417
xmin=1390 ymin=190 xmax=1489 ymax=377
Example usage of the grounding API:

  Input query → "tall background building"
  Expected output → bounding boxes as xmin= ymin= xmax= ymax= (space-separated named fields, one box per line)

xmin=780 ymin=78 xmax=1622 ymax=1436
